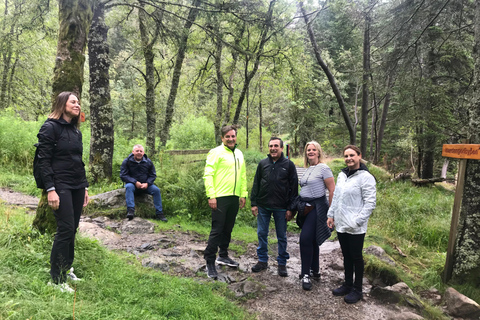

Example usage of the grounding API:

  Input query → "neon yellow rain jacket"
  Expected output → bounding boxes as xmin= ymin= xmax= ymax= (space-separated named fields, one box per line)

xmin=204 ymin=144 xmax=248 ymax=199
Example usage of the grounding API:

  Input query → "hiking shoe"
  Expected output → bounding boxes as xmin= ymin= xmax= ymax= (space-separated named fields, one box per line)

xmin=206 ymin=262 xmax=218 ymax=279
xmin=155 ymin=211 xmax=168 ymax=222
xmin=216 ymin=256 xmax=239 ymax=268
xmin=126 ymin=208 xmax=135 ymax=220
xmin=67 ymin=267 xmax=82 ymax=281
xmin=311 ymin=271 xmax=320 ymax=281
xmin=332 ymin=284 xmax=353 ymax=296
xmin=301 ymin=274 xmax=312 ymax=291
xmin=251 ymin=261 xmax=268 ymax=273
xmin=278 ymin=265 xmax=288 ymax=277
xmin=344 ymin=288 xmax=363 ymax=304
xmin=48 ymin=281 xmax=74 ymax=293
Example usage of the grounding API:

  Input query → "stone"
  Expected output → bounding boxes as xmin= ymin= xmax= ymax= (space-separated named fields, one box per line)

xmin=142 ymin=256 xmax=170 ymax=272
xmin=120 ymin=218 xmax=155 ymax=234
xmin=370 ymin=282 xmax=421 ymax=308
xmin=386 ymin=311 xmax=424 ymax=320
xmin=444 ymin=287 xmax=480 ymax=319
xmin=364 ymin=245 xmax=396 ymax=266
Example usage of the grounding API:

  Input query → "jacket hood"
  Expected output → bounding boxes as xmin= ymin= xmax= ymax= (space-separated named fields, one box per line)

xmin=47 ymin=117 xmax=71 ymax=126
xmin=341 ymin=162 xmax=369 ymax=176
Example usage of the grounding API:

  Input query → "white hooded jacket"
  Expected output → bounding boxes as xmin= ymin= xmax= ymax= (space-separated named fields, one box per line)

xmin=327 ymin=164 xmax=376 ymax=234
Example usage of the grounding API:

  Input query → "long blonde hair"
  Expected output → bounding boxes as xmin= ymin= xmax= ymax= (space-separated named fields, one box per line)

xmin=303 ymin=141 xmax=325 ymax=167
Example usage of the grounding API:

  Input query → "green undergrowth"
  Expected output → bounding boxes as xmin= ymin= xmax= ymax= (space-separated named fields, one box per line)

xmin=0 ymin=206 xmax=252 ymax=320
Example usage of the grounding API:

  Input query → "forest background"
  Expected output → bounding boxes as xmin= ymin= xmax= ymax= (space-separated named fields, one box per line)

xmin=1 ymin=0 xmax=480 ymax=304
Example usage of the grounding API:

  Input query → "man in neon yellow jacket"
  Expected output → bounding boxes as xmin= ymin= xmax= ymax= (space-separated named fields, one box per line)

xmin=203 ymin=125 xmax=248 ymax=279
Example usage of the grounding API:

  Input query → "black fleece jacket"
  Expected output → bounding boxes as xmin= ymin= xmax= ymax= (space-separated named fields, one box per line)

xmin=250 ymin=153 xmax=298 ymax=210
xmin=37 ymin=118 xmax=88 ymax=190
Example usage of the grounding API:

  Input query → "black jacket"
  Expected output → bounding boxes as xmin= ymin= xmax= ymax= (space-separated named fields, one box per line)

xmin=37 ymin=118 xmax=88 ymax=190
xmin=250 ymin=153 xmax=298 ymax=210
xmin=120 ymin=153 xmax=156 ymax=186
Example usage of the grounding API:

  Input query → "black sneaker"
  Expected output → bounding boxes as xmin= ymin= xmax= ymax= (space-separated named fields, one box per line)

xmin=216 ymin=256 xmax=239 ymax=268
xmin=155 ymin=211 xmax=168 ymax=222
xmin=311 ymin=271 xmax=320 ymax=281
xmin=206 ymin=262 xmax=218 ymax=279
xmin=344 ymin=288 xmax=363 ymax=304
xmin=332 ymin=284 xmax=353 ymax=296
xmin=251 ymin=261 xmax=268 ymax=272
xmin=126 ymin=208 xmax=135 ymax=220
xmin=301 ymin=274 xmax=312 ymax=291
xmin=278 ymin=265 xmax=288 ymax=277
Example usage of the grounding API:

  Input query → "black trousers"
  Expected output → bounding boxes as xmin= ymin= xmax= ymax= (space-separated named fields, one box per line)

xmin=300 ymin=208 xmax=319 ymax=276
xmin=204 ymin=196 xmax=239 ymax=263
xmin=337 ymin=232 xmax=365 ymax=291
xmin=50 ymin=188 xmax=85 ymax=283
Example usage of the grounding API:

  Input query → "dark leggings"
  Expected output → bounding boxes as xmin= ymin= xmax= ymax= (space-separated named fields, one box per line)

xmin=50 ymin=188 xmax=85 ymax=283
xmin=204 ymin=196 xmax=239 ymax=263
xmin=337 ymin=232 xmax=365 ymax=291
xmin=299 ymin=208 xmax=319 ymax=276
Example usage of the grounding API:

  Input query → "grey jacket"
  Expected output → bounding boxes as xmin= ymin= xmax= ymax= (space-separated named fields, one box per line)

xmin=327 ymin=164 xmax=376 ymax=234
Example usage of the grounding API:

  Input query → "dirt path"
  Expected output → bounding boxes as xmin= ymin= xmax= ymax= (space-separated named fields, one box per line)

xmin=1 ymin=189 xmax=421 ymax=320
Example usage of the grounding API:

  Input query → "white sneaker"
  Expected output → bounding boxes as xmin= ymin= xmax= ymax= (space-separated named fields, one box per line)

xmin=48 ymin=281 xmax=75 ymax=293
xmin=67 ymin=267 xmax=82 ymax=281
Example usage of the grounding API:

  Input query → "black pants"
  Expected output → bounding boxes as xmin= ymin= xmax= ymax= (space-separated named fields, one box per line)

xmin=204 ymin=196 xmax=239 ymax=263
xmin=337 ymin=232 xmax=365 ymax=291
xmin=299 ymin=207 xmax=319 ymax=276
xmin=50 ymin=188 xmax=85 ymax=283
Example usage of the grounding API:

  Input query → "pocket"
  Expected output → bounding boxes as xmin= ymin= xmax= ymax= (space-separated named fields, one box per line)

xmin=343 ymin=206 xmax=360 ymax=228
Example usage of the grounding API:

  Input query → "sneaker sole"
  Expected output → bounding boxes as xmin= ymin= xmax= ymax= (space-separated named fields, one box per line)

xmin=216 ymin=261 xmax=239 ymax=268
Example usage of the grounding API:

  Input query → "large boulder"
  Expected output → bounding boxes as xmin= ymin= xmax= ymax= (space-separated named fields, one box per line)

xmin=87 ymin=189 xmax=156 ymax=218
xmin=444 ymin=287 xmax=480 ymax=319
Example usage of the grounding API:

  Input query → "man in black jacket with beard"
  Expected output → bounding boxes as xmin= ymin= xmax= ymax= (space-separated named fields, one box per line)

xmin=250 ymin=137 xmax=298 ymax=277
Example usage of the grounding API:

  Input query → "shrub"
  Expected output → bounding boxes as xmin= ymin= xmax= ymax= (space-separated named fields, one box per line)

xmin=166 ymin=115 xmax=216 ymax=150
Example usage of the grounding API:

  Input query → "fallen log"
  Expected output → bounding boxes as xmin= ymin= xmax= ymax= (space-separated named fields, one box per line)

xmin=411 ymin=177 xmax=445 ymax=186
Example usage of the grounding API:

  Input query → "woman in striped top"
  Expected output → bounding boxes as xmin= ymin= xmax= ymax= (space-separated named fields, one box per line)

xmin=298 ymin=141 xmax=335 ymax=291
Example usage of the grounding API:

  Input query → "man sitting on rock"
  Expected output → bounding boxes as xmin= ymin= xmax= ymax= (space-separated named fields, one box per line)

xmin=120 ymin=144 xmax=167 ymax=222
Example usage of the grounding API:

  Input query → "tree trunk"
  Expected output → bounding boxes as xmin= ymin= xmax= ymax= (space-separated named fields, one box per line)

xmin=0 ymin=50 xmax=12 ymax=109
xmin=361 ymin=7 xmax=371 ymax=156
xmin=214 ymin=21 xmax=223 ymax=145
xmin=246 ymin=83 xmax=249 ymax=149
xmin=299 ymin=1 xmax=356 ymax=144
xmin=232 ymin=0 xmax=276 ymax=125
xmin=451 ymin=0 xmax=480 ymax=285
xmin=32 ymin=190 xmax=57 ymax=234
xmin=139 ymin=4 xmax=162 ymax=156
xmin=259 ymin=85 xmax=263 ymax=152
xmin=51 ymin=0 xmax=93 ymax=98
xmin=34 ymin=0 xmax=93 ymax=234
xmin=160 ymin=0 xmax=201 ymax=146
xmin=375 ymin=75 xmax=394 ymax=164
xmin=88 ymin=0 xmax=113 ymax=182
xmin=223 ymin=24 xmax=244 ymax=126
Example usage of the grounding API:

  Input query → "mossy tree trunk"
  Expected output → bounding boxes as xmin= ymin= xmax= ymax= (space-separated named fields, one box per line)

xmin=34 ymin=0 xmax=93 ymax=234
xmin=89 ymin=0 xmax=113 ymax=182
xmin=51 ymin=0 xmax=93 ymax=98
xmin=451 ymin=0 xmax=480 ymax=286
xmin=32 ymin=190 xmax=57 ymax=234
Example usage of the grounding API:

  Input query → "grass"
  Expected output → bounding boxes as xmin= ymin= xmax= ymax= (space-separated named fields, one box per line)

xmin=0 ymin=206 xmax=253 ymax=320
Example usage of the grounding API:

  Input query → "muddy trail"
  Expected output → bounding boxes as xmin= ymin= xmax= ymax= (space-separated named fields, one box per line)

xmin=0 ymin=188 xmax=424 ymax=320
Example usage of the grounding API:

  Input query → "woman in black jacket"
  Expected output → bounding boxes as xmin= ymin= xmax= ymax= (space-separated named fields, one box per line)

xmin=37 ymin=92 xmax=89 ymax=289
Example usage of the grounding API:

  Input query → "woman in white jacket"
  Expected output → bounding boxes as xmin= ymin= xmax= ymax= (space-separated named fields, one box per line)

xmin=327 ymin=145 xmax=376 ymax=304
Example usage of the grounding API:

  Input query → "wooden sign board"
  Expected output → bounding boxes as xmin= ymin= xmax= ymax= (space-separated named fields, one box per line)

xmin=442 ymin=144 xmax=480 ymax=160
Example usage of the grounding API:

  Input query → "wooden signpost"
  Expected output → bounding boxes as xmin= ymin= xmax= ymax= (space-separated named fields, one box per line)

xmin=442 ymin=142 xmax=480 ymax=282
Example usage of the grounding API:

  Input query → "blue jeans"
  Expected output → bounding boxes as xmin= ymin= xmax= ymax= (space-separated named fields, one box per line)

xmin=256 ymin=206 xmax=289 ymax=265
xmin=125 ymin=183 xmax=163 ymax=212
